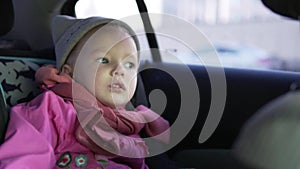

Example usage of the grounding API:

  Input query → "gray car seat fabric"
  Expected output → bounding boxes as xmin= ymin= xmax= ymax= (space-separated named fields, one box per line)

xmin=0 ymin=56 xmax=55 ymax=107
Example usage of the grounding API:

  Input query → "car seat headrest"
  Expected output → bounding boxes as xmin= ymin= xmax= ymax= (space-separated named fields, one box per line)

xmin=262 ymin=0 xmax=300 ymax=20
xmin=0 ymin=0 xmax=14 ymax=36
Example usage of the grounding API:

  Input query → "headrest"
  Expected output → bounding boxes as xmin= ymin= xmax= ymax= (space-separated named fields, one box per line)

xmin=262 ymin=0 xmax=300 ymax=20
xmin=0 ymin=0 xmax=14 ymax=36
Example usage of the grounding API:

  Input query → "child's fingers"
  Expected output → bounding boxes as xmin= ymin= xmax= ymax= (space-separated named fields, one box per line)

xmin=35 ymin=65 xmax=72 ymax=84
xmin=35 ymin=65 xmax=57 ymax=83
xmin=53 ymin=72 xmax=72 ymax=83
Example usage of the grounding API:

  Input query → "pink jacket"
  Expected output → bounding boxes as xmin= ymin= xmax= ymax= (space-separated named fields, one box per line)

xmin=0 ymin=91 xmax=148 ymax=168
xmin=0 ymin=66 xmax=170 ymax=169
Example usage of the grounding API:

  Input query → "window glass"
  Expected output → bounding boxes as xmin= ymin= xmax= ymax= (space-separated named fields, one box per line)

xmin=75 ymin=0 xmax=161 ymax=19
xmin=75 ymin=0 xmax=300 ymax=72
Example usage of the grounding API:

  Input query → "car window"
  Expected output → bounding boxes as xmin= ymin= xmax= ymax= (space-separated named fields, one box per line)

xmin=75 ymin=0 xmax=300 ymax=72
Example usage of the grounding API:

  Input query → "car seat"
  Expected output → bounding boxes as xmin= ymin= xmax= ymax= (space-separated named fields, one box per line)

xmin=0 ymin=56 xmax=56 ymax=143
xmin=0 ymin=0 xmax=177 ymax=168
xmin=0 ymin=0 xmax=13 ymax=37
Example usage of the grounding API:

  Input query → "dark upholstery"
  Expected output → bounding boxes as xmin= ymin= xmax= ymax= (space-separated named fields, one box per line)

xmin=140 ymin=62 xmax=300 ymax=169
xmin=140 ymin=62 xmax=300 ymax=151
xmin=0 ymin=0 xmax=14 ymax=36
xmin=173 ymin=149 xmax=251 ymax=169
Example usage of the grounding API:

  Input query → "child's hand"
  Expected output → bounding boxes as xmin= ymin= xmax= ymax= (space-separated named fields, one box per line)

xmin=136 ymin=139 xmax=150 ymax=156
xmin=136 ymin=105 xmax=170 ymax=144
xmin=118 ymin=135 xmax=150 ymax=158
xmin=35 ymin=65 xmax=72 ymax=89
xmin=135 ymin=105 xmax=160 ymax=123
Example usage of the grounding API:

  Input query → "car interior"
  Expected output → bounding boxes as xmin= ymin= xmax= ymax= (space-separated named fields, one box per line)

xmin=0 ymin=0 xmax=300 ymax=169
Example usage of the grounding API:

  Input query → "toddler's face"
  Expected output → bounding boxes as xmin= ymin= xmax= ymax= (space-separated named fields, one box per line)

xmin=72 ymin=25 xmax=138 ymax=109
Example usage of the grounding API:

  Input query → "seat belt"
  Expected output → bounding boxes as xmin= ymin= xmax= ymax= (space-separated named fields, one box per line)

xmin=135 ymin=0 xmax=162 ymax=62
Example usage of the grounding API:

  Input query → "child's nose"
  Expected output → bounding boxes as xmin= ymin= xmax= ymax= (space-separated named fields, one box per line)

xmin=111 ymin=63 xmax=125 ymax=76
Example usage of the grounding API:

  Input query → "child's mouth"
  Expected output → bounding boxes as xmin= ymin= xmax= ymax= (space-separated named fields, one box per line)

xmin=109 ymin=81 xmax=126 ymax=93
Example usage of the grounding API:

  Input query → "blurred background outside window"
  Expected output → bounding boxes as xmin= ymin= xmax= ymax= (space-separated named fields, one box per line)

xmin=76 ymin=0 xmax=300 ymax=72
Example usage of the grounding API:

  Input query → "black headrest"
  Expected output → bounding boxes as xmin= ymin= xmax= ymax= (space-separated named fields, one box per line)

xmin=262 ymin=0 xmax=300 ymax=20
xmin=0 ymin=0 xmax=14 ymax=36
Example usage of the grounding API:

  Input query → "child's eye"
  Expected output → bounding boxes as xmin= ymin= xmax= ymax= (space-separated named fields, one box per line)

xmin=124 ymin=62 xmax=135 ymax=69
xmin=96 ymin=57 xmax=109 ymax=64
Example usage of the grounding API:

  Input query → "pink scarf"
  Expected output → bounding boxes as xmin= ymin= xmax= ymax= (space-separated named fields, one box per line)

xmin=35 ymin=65 xmax=170 ymax=156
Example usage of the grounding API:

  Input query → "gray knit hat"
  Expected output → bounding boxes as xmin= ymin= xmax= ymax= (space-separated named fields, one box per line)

xmin=51 ymin=15 xmax=140 ymax=70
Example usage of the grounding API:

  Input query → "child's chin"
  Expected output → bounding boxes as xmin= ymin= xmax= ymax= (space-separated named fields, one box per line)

xmin=109 ymin=97 xmax=130 ymax=107
xmin=104 ymin=100 xmax=127 ymax=109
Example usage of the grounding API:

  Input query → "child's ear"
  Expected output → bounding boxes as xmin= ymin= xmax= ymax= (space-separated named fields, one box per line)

xmin=61 ymin=64 xmax=73 ymax=76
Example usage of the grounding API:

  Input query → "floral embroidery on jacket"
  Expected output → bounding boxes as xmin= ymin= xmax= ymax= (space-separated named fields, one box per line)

xmin=75 ymin=154 xmax=88 ymax=168
xmin=56 ymin=151 xmax=72 ymax=168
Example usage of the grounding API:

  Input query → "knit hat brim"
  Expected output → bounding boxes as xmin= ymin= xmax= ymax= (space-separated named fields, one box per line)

xmin=52 ymin=15 xmax=139 ymax=70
